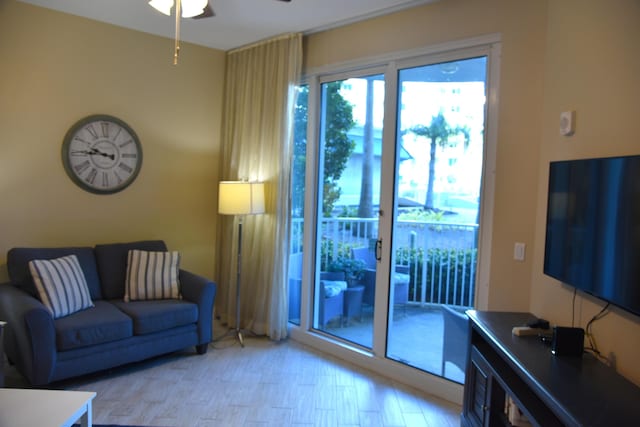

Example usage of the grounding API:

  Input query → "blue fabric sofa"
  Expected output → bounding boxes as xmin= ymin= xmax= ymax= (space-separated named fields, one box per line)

xmin=0 ymin=240 xmax=216 ymax=386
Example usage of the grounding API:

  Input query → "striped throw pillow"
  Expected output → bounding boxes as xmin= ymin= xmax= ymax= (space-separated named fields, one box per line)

xmin=125 ymin=250 xmax=181 ymax=302
xmin=29 ymin=255 xmax=94 ymax=319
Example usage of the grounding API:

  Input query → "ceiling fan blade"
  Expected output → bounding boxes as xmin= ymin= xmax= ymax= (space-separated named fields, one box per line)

xmin=191 ymin=2 xmax=215 ymax=19
xmin=190 ymin=0 xmax=290 ymax=19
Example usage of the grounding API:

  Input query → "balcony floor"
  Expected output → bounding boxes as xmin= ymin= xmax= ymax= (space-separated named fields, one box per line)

xmin=324 ymin=304 xmax=466 ymax=384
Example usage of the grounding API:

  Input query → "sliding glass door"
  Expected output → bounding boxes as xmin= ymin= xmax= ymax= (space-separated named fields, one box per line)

xmin=313 ymin=73 xmax=385 ymax=349
xmin=387 ymin=57 xmax=487 ymax=383
xmin=288 ymin=44 xmax=496 ymax=388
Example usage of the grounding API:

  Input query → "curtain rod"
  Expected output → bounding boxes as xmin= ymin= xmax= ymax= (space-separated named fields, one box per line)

xmin=227 ymin=32 xmax=301 ymax=55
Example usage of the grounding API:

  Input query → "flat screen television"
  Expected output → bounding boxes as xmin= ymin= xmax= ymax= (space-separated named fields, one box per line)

xmin=544 ymin=154 xmax=640 ymax=317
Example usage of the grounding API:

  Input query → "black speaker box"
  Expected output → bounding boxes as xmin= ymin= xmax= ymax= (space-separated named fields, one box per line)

xmin=551 ymin=326 xmax=584 ymax=357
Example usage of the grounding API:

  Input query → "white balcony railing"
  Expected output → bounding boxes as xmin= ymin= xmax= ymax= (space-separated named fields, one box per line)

xmin=291 ymin=217 xmax=478 ymax=308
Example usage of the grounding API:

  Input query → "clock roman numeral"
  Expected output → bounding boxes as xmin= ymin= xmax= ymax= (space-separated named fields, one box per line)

xmin=112 ymin=126 xmax=122 ymax=141
xmin=118 ymin=163 xmax=133 ymax=174
xmin=74 ymin=136 xmax=91 ymax=146
xmin=119 ymin=139 xmax=133 ymax=148
xmin=85 ymin=124 xmax=99 ymax=140
xmin=121 ymin=153 xmax=137 ymax=159
xmin=101 ymin=122 xmax=109 ymax=138
xmin=74 ymin=160 xmax=90 ymax=174
xmin=102 ymin=172 xmax=109 ymax=187
xmin=86 ymin=168 xmax=97 ymax=184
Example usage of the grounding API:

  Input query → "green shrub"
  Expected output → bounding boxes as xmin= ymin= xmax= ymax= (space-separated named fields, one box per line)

xmin=319 ymin=239 xmax=360 ymax=272
xmin=397 ymin=208 xmax=445 ymax=222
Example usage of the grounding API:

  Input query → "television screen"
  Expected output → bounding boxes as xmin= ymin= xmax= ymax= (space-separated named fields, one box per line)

xmin=544 ymin=155 xmax=640 ymax=316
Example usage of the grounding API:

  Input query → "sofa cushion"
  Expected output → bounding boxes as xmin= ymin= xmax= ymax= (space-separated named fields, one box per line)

xmin=94 ymin=240 xmax=168 ymax=300
xmin=321 ymin=280 xmax=347 ymax=298
xmin=393 ymin=272 xmax=411 ymax=285
xmin=111 ymin=299 xmax=198 ymax=335
xmin=125 ymin=250 xmax=181 ymax=302
xmin=7 ymin=246 xmax=102 ymax=300
xmin=54 ymin=300 xmax=133 ymax=351
xmin=29 ymin=255 xmax=94 ymax=319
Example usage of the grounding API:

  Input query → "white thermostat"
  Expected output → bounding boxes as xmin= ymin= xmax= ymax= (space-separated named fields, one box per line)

xmin=560 ymin=111 xmax=576 ymax=136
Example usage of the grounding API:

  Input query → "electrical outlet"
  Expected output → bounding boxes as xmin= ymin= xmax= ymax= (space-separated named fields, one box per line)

xmin=514 ymin=242 xmax=526 ymax=261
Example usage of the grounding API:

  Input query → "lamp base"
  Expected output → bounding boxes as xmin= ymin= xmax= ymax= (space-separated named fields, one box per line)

xmin=215 ymin=327 xmax=258 ymax=347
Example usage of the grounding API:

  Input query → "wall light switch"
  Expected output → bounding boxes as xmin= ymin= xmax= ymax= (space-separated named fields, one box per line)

xmin=514 ymin=242 xmax=526 ymax=261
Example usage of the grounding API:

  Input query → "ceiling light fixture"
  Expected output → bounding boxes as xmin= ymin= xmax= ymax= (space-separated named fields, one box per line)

xmin=149 ymin=0 xmax=208 ymax=64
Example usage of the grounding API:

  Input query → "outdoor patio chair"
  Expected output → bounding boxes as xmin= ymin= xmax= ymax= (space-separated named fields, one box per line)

xmin=351 ymin=246 xmax=410 ymax=308
xmin=318 ymin=271 xmax=346 ymax=328
xmin=441 ymin=305 xmax=469 ymax=378
xmin=288 ymin=252 xmax=304 ymax=322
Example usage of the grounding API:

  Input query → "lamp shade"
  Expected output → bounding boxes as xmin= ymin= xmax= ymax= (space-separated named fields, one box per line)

xmin=218 ymin=181 xmax=265 ymax=215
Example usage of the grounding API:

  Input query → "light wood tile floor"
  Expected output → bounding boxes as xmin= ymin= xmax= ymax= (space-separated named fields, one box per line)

xmin=7 ymin=337 xmax=461 ymax=426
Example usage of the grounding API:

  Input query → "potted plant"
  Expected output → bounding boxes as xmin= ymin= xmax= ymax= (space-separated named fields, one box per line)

xmin=328 ymin=257 xmax=366 ymax=287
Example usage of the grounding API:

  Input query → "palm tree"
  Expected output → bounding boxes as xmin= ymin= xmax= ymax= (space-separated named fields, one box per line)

xmin=408 ymin=111 xmax=470 ymax=209
xmin=357 ymin=77 xmax=375 ymax=236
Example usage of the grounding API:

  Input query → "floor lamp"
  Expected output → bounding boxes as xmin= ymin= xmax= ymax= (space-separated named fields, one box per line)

xmin=218 ymin=181 xmax=265 ymax=347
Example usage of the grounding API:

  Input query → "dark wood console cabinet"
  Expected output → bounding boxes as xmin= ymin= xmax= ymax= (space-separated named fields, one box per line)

xmin=462 ymin=311 xmax=640 ymax=427
xmin=0 ymin=321 xmax=5 ymax=387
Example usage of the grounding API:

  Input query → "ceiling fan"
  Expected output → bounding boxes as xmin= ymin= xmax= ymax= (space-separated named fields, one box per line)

xmin=148 ymin=0 xmax=292 ymax=64
xmin=149 ymin=0 xmax=291 ymax=19
xmin=198 ymin=0 xmax=292 ymax=19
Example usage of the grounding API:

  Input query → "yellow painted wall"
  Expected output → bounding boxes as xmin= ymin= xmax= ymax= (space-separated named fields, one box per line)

xmin=530 ymin=0 xmax=640 ymax=385
xmin=305 ymin=0 xmax=548 ymax=312
xmin=0 ymin=0 xmax=225 ymax=279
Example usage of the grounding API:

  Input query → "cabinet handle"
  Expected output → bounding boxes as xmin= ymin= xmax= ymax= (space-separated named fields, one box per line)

xmin=482 ymin=405 xmax=488 ymax=412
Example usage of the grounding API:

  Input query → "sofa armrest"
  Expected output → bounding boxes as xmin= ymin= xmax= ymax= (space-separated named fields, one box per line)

xmin=0 ymin=284 xmax=57 ymax=385
xmin=179 ymin=270 xmax=216 ymax=345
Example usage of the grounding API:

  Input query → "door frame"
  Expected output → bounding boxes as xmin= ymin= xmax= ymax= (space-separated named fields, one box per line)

xmin=289 ymin=34 xmax=501 ymax=404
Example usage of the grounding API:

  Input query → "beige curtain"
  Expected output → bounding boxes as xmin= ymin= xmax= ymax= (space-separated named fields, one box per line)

xmin=216 ymin=33 xmax=302 ymax=340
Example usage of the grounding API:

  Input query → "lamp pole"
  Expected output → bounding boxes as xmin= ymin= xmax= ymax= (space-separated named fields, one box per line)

xmin=234 ymin=216 xmax=244 ymax=346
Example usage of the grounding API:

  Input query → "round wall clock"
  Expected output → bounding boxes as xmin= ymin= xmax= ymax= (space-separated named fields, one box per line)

xmin=61 ymin=114 xmax=143 ymax=194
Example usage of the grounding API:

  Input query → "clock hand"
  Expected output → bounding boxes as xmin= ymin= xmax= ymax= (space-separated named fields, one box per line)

xmin=96 ymin=151 xmax=116 ymax=160
xmin=88 ymin=147 xmax=115 ymax=160
xmin=70 ymin=150 xmax=92 ymax=156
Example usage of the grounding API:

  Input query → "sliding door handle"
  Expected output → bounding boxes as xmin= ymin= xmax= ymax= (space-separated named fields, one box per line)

xmin=375 ymin=239 xmax=382 ymax=261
